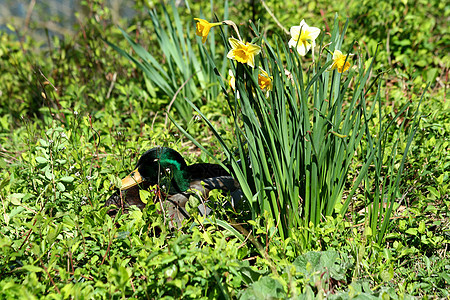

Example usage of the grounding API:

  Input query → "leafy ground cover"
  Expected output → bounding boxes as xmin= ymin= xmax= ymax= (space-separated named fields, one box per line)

xmin=0 ymin=0 xmax=449 ymax=298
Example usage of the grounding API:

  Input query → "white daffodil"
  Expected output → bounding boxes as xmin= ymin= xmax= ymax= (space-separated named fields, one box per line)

xmin=288 ymin=20 xmax=321 ymax=56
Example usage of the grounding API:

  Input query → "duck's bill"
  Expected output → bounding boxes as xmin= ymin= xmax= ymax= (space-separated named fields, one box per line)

xmin=120 ymin=168 xmax=144 ymax=190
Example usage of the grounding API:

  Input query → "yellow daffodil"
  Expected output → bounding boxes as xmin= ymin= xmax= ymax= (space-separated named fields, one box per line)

xmin=194 ymin=18 xmax=222 ymax=43
xmin=258 ymin=67 xmax=272 ymax=97
xmin=228 ymin=69 xmax=240 ymax=98
xmin=288 ymin=20 xmax=321 ymax=56
xmin=228 ymin=69 xmax=236 ymax=91
xmin=330 ymin=50 xmax=354 ymax=73
xmin=227 ymin=38 xmax=261 ymax=68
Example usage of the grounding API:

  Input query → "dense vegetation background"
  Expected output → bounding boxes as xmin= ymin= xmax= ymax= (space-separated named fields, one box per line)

xmin=0 ymin=0 xmax=448 ymax=298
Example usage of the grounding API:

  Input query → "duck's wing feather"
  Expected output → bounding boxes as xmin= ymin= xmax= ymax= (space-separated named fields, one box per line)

xmin=164 ymin=193 xmax=190 ymax=229
xmin=186 ymin=163 xmax=231 ymax=180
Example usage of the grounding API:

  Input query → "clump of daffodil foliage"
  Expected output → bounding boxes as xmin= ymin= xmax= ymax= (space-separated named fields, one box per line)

xmin=188 ymin=15 xmax=421 ymax=243
xmin=3 ymin=1 xmax=445 ymax=298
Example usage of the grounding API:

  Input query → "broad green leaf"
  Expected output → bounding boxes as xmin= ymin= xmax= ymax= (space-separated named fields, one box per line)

xmin=21 ymin=265 xmax=44 ymax=273
xmin=418 ymin=221 xmax=426 ymax=234
xmin=35 ymin=157 xmax=48 ymax=164
xmin=427 ymin=186 xmax=440 ymax=199
xmin=202 ymin=231 xmax=213 ymax=245
xmin=405 ymin=228 xmax=418 ymax=236
xmin=379 ymin=265 xmax=394 ymax=282
xmin=8 ymin=193 xmax=24 ymax=205
xmin=240 ymin=276 xmax=286 ymax=300
xmin=60 ymin=176 xmax=74 ymax=183
xmin=139 ymin=190 xmax=151 ymax=204
xmin=56 ymin=182 xmax=65 ymax=192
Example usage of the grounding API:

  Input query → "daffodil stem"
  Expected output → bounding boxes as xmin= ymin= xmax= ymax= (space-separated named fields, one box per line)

xmin=260 ymin=0 xmax=289 ymax=35
xmin=323 ymin=47 xmax=333 ymax=55
xmin=222 ymin=20 xmax=242 ymax=41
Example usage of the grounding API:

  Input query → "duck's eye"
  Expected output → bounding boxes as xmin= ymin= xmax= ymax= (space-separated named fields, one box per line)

xmin=165 ymin=167 xmax=171 ymax=174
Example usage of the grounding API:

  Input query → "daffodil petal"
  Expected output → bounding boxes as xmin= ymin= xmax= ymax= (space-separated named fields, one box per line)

xmin=259 ymin=67 xmax=269 ymax=77
xmin=228 ymin=38 xmax=241 ymax=49
xmin=248 ymin=56 xmax=255 ymax=68
xmin=247 ymin=43 xmax=261 ymax=54
xmin=333 ymin=49 xmax=342 ymax=59
xmin=308 ymin=27 xmax=321 ymax=39
xmin=288 ymin=38 xmax=295 ymax=49
xmin=290 ymin=26 xmax=300 ymax=38
xmin=296 ymin=44 xmax=307 ymax=56
xmin=227 ymin=49 xmax=235 ymax=59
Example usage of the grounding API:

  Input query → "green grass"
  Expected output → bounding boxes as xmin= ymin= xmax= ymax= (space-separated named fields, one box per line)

xmin=0 ymin=0 xmax=448 ymax=298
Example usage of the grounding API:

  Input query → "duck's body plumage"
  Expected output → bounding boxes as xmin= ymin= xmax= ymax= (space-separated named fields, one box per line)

xmin=106 ymin=147 xmax=242 ymax=228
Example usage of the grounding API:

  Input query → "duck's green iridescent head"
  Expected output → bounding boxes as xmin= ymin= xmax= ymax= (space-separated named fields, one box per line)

xmin=120 ymin=147 xmax=190 ymax=193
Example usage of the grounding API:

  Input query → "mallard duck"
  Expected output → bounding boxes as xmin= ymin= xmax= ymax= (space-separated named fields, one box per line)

xmin=106 ymin=147 xmax=242 ymax=228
